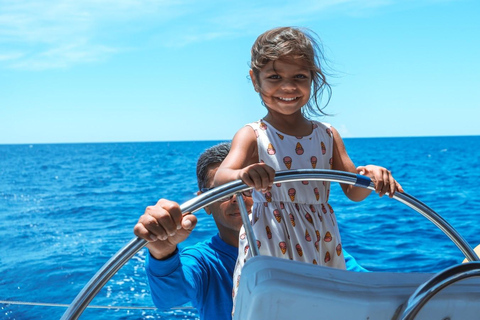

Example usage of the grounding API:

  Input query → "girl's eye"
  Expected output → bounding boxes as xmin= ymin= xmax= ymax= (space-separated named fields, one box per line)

xmin=267 ymin=74 xmax=281 ymax=79
xmin=295 ymin=74 xmax=308 ymax=79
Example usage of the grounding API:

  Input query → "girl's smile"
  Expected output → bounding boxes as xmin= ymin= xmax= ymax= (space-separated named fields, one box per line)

xmin=277 ymin=97 xmax=299 ymax=101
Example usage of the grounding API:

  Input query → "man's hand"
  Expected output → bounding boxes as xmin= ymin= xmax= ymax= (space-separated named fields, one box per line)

xmin=134 ymin=199 xmax=198 ymax=259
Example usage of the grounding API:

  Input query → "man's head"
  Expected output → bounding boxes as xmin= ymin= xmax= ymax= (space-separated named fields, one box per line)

xmin=196 ymin=142 xmax=253 ymax=246
xmin=196 ymin=142 xmax=231 ymax=191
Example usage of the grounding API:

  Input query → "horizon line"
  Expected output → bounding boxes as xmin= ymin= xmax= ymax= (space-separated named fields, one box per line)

xmin=1 ymin=134 xmax=480 ymax=146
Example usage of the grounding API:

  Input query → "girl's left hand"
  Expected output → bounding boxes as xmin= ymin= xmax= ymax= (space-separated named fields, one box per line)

xmin=356 ymin=165 xmax=404 ymax=198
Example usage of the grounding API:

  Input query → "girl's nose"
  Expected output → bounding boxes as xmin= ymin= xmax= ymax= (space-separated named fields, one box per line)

xmin=281 ymin=80 xmax=296 ymax=91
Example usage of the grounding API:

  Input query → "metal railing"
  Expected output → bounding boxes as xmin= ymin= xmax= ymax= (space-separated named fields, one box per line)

xmin=393 ymin=262 xmax=480 ymax=320
xmin=61 ymin=169 xmax=479 ymax=320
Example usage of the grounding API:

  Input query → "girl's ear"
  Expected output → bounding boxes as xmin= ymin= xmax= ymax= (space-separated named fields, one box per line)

xmin=250 ymin=69 xmax=259 ymax=92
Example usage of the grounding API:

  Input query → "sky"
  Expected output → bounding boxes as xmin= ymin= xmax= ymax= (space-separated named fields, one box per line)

xmin=1 ymin=0 xmax=479 ymax=144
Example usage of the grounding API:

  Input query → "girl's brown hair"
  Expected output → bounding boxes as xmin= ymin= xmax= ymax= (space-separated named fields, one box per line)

xmin=250 ymin=27 xmax=332 ymax=117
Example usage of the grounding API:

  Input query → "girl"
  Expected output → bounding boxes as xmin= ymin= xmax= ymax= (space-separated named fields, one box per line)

xmin=213 ymin=26 xmax=403 ymax=310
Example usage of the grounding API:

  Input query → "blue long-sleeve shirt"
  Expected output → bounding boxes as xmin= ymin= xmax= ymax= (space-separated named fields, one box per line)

xmin=146 ymin=234 xmax=367 ymax=320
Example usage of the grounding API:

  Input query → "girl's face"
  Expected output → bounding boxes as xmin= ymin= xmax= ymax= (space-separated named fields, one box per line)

xmin=251 ymin=58 xmax=312 ymax=117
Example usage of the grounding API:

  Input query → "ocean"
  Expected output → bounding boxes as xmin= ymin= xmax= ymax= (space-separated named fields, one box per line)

xmin=1 ymin=136 xmax=480 ymax=319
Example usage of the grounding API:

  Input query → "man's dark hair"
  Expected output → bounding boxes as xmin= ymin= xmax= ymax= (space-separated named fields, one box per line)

xmin=196 ymin=142 xmax=231 ymax=190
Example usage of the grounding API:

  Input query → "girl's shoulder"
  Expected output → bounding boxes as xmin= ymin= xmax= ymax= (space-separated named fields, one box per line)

xmin=245 ymin=119 xmax=334 ymax=139
xmin=245 ymin=119 xmax=264 ymax=130
xmin=312 ymin=121 xmax=335 ymax=138
xmin=312 ymin=120 xmax=332 ymax=130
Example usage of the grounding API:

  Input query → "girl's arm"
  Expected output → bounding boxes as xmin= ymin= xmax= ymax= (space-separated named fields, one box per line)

xmin=331 ymin=127 xmax=403 ymax=202
xmin=214 ymin=126 xmax=275 ymax=191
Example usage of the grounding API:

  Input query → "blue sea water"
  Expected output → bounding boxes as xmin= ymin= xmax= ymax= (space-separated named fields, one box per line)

xmin=1 ymin=136 xmax=480 ymax=320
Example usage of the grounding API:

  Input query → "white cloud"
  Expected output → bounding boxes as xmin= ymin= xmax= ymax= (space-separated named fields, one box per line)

xmin=153 ymin=0 xmax=443 ymax=48
xmin=0 ymin=52 xmax=24 ymax=61
xmin=0 ymin=0 xmax=189 ymax=69
xmin=10 ymin=40 xmax=119 ymax=70
xmin=0 ymin=0 xmax=460 ymax=70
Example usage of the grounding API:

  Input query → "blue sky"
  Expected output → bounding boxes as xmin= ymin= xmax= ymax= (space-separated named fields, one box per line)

xmin=1 ymin=0 xmax=479 ymax=144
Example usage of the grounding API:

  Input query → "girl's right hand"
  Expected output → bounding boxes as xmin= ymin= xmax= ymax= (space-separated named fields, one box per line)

xmin=238 ymin=163 xmax=275 ymax=192
xmin=357 ymin=165 xmax=404 ymax=198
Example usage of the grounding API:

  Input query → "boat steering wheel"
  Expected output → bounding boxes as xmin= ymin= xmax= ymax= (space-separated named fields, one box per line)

xmin=61 ymin=169 xmax=479 ymax=320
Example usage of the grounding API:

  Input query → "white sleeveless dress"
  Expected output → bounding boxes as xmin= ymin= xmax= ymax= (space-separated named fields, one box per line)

xmin=232 ymin=119 xmax=346 ymax=312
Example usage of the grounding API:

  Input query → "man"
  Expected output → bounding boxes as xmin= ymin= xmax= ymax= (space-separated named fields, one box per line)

xmin=134 ymin=142 xmax=367 ymax=320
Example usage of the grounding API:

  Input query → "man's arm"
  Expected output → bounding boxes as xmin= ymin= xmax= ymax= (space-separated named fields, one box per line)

xmin=134 ymin=199 xmax=201 ymax=308
xmin=145 ymin=249 xmax=197 ymax=309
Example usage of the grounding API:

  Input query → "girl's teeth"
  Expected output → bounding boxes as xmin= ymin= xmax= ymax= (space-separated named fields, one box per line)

xmin=279 ymin=97 xmax=296 ymax=101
